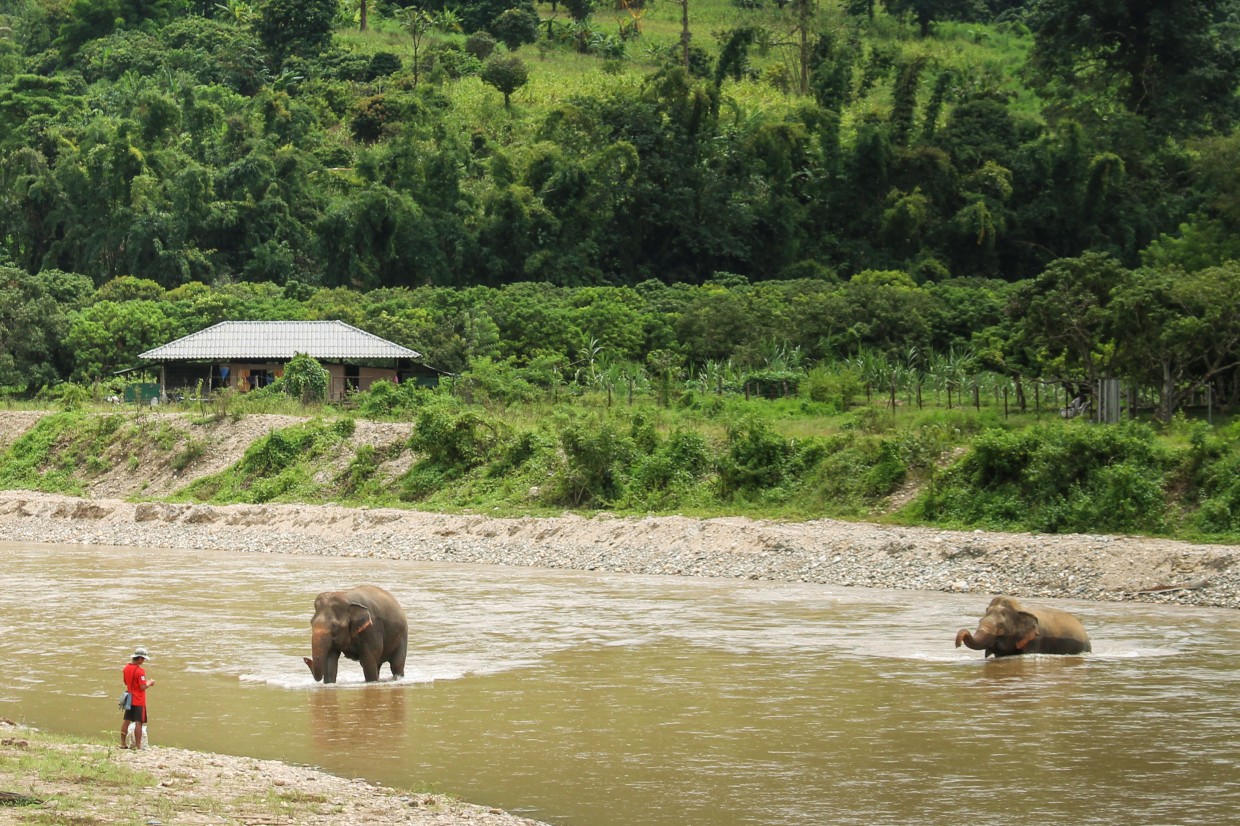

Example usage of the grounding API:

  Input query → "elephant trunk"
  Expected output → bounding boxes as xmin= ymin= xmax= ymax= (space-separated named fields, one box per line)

xmin=955 ymin=625 xmax=996 ymax=650
xmin=306 ymin=627 xmax=331 ymax=682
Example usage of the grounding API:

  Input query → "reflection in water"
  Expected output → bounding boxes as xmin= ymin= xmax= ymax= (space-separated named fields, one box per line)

xmin=1 ymin=541 xmax=1238 ymax=826
xmin=309 ymin=685 xmax=408 ymax=753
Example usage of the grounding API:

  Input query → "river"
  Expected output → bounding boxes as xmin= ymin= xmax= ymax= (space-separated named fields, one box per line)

xmin=1 ymin=541 xmax=1237 ymax=825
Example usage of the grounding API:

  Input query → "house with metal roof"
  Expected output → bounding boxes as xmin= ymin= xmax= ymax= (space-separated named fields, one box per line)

xmin=139 ymin=321 xmax=435 ymax=401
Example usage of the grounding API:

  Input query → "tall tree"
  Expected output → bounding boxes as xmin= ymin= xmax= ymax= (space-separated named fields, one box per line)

xmin=1010 ymin=252 xmax=1131 ymax=385
xmin=1027 ymin=0 xmax=1240 ymax=137
xmin=0 ymin=268 xmax=93 ymax=392
xmin=254 ymin=0 xmax=337 ymax=62
xmin=1111 ymin=263 xmax=1240 ymax=421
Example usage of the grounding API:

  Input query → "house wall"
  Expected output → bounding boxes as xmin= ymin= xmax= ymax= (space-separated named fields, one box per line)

xmin=325 ymin=365 xmax=401 ymax=400
xmin=158 ymin=360 xmax=434 ymax=401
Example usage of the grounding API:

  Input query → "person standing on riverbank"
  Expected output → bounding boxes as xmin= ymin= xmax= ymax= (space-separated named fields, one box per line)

xmin=120 ymin=647 xmax=155 ymax=749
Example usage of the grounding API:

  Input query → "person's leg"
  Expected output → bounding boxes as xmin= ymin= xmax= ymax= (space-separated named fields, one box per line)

xmin=120 ymin=720 xmax=130 ymax=748
xmin=133 ymin=707 xmax=146 ymax=749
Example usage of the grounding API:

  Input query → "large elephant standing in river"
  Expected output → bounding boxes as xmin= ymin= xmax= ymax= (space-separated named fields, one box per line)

xmin=955 ymin=596 xmax=1091 ymax=658
xmin=304 ymin=585 xmax=408 ymax=683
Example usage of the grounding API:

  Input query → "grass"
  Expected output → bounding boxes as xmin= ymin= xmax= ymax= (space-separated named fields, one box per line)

xmin=0 ymin=727 xmax=426 ymax=824
xmin=338 ymin=0 xmax=1046 ymax=152
xmin=0 ymin=389 xmax=1236 ymax=541
xmin=0 ymin=729 xmax=159 ymax=825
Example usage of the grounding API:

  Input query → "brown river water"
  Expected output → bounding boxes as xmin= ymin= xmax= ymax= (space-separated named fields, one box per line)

xmin=1 ymin=540 xmax=1238 ymax=825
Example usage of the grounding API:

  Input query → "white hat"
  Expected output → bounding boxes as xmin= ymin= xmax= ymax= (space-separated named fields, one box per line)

xmin=131 ymin=647 xmax=152 ymax=661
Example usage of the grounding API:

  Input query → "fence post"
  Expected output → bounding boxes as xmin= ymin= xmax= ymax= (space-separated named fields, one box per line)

xmin=1099 ymin=378 xmax=1121 ymax=424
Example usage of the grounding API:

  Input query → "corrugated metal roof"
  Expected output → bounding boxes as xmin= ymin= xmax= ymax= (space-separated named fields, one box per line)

xmin=139 ymin=321 xmax=422 ymax=361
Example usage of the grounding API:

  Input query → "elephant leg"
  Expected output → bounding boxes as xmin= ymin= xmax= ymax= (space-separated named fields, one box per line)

xmin=324 ymin=650 xmax=341 ymax=684
xmin=389 ymin=639 xmax=407 ymax=680
xmin=360 ymin=652 xmax=381 ymax=682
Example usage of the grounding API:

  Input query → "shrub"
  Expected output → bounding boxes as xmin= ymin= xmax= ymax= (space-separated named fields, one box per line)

xmin=718 ymin=417 xmax=790 ymax=497
xmin=491 ymin=7 xmax=539 ymax=51
xmin=409 ymin=406 xmax=500 ymax=469
xmin=918 ymin=422 xmax=1170 ymax=534
xmin=628 ymin=428 xmax=711 ymax=499
xmin=353 ymin=379 xmax=428 ymax=418
xmin=465 ymin=31 xmax=498 ymax=60
xmin=282 ymin=353 xmax=330 ymax=404
xmin=547 ymin=416 xmax=634 ymax=507
xmin=368 ymin=51 xmax=403 ymax=78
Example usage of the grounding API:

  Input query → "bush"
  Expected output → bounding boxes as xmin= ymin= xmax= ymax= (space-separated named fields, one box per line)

xmin=918 ymin=422 xmax=1170 ymax=534
xmin=802 ymin=365 xmax=862 ymax=411
xmin=353 ymin=379 xmax=428 ymax=418
xmin=282 ymin=353 xmax=330 ymax=404
xmin=718 ymin=417 xmax=790 ymax=497
xmin=628 ymin=428 xmax=711 ymax=501
xmin=547 ymin=415 xmax=634 ymax=507
xmin=456 ymin=357 xmax=538 ymax=406
xmin=490 ymin=7 xmax=540 ymax=51
xmin=429 ymin=43 xmax=483 ymax=79
xmin=409 ymin=405 xmax=500 ymax=469
xmin=465 ymin=31 xmax=498 ymax=60
xmin=368 ymin=51 xmax=403 ymax=78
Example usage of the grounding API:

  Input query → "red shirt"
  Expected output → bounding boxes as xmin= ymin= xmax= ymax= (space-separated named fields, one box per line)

xmin=122 ymin=662 xmax=148 ymax=706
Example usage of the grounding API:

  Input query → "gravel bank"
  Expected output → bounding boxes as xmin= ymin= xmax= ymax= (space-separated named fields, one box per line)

xmin=1 ymin=490 xmax=1237 ymax=610
xmin=0 ymin=720 xmax=548 ymax=826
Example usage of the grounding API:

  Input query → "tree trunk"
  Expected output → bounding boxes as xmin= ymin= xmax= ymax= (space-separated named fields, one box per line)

xmin=799 ymin=0 xmax=810 ymax=95
xmin=1160 ymin=361 xmax=1176 ymax=423
xmin=680 ymin=0 xmax=691 ymax=69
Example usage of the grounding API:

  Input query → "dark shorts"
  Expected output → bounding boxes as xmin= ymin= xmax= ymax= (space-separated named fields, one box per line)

xmin=123 ymin=704 xmax=147 ymax=723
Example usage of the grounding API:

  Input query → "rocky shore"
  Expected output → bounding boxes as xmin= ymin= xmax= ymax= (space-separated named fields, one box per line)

xmin=0 ymin=719 xmax=548 ymax=826
xmin=0 ymin=490 xmax=1237 ymax=610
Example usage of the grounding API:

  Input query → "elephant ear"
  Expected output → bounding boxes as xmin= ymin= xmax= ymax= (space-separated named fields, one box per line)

xmin=348 ymin=602 xmax=374 ymax=637
xmin=1013 ymin=610 xmax=1040 ymax=650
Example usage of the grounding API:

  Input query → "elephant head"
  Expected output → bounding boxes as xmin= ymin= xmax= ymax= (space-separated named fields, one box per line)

xmin=303 ymin=592 xmax=375 ymax=683
xmin=955 ymin=596 xmax=1091 ymax=657
xmin=955 ymin=597 xmax=1038 ymax=656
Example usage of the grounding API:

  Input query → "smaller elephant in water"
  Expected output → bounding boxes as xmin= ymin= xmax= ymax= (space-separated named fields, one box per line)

xmin=304 ymin=584 xmax=408 ymax=683
xmin=955 ymin=596 xmax=1091 ymax=658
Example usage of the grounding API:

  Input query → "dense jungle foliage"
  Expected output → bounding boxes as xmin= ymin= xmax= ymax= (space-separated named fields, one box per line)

xmin=1 ymin=0 xmax=1240 ymax=538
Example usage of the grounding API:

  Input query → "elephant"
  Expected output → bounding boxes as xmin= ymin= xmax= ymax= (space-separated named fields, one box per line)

xmin=303 ymin=584 xmax=408 ymax=683
xmin=955 ymin=596 xmax=1091 ymax=658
